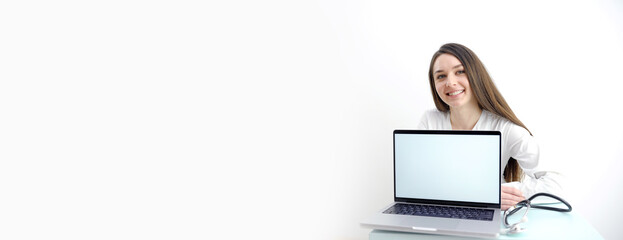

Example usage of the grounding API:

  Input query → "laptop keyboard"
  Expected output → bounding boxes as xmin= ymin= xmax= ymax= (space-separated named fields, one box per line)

xmin=383 ymin=203 xmax=494 ymax=221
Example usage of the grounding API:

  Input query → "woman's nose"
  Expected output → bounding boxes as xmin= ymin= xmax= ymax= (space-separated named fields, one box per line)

xmin=446 ymin=75 xmax=457 ymax=86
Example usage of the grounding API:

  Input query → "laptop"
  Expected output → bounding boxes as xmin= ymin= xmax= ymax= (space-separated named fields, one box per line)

xmin=361 ymin=130 xmax=502 ymax=238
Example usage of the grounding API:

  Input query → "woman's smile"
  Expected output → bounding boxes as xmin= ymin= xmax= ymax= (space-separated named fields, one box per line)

xmin=447 ymin=89 xmax=465 ymax=96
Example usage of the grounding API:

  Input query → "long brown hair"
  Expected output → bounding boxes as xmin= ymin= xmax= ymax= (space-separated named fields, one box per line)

xmin=427 ymin=43 xmax=531 ymax=182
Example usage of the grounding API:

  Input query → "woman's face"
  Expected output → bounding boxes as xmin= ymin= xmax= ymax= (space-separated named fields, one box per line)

xmin=432 ymin=54 xmax=477 ymax=109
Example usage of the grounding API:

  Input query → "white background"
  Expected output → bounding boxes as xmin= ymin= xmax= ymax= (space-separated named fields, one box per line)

xmin=1 ymin=0 xmax=622 ymax=239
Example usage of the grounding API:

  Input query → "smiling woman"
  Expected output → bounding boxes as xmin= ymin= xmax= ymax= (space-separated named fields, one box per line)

xmin=432 ymin=54 xmax=475 ymax=122
xmin=418 ymin=43 xmax=564 ymax=211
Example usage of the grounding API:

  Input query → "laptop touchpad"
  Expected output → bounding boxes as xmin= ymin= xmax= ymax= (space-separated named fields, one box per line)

xmin=401 ymin=216 xmax=460 ymax=229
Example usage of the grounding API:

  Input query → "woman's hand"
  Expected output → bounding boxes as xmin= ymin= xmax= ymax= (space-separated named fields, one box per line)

xmin=501 ymin=185 xmax=525 ymax=211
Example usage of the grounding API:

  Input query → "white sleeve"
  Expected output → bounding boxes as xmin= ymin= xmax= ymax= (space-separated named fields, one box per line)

xmin=505 ymin=126 xmax=564 ymax=198
xmin=417 ymin=109 xmax=445 ymax=130
xmin=417 ymin=110 xmax=443 ymax=130
xmin=417 ymin=114 xmax=429 ymax=129
xmin=518 ymin=171 xmax=566 ymax=200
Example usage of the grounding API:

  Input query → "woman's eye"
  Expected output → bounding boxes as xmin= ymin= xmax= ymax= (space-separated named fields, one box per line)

xmin=457 ymin=70 xmax=465 ymax=75
xmin=436 ymin=74 xmax=446 ymax=80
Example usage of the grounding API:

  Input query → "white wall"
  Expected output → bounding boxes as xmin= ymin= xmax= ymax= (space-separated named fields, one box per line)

xmin=1 ymin=0 xmax=622 ymax=239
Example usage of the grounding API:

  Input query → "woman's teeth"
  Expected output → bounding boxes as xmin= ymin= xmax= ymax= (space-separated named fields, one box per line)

xmin=448 ymin=90 xmax=464 ymax=96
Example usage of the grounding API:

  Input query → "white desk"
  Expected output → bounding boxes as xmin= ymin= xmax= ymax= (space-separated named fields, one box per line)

xmin=369 ymin=208 xmax=602 ymax=240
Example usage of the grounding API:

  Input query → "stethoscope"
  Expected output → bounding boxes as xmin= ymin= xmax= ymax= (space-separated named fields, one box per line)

xmin=502 ymin=192 xmax=572 ymax=234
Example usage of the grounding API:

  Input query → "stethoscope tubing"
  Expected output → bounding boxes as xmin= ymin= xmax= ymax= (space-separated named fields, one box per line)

xmin=507 ymin=192 xmax=572 ymax=216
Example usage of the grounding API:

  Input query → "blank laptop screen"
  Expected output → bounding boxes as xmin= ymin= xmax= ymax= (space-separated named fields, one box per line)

xmin=394 ymin=132 xmax=500 ymax=204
